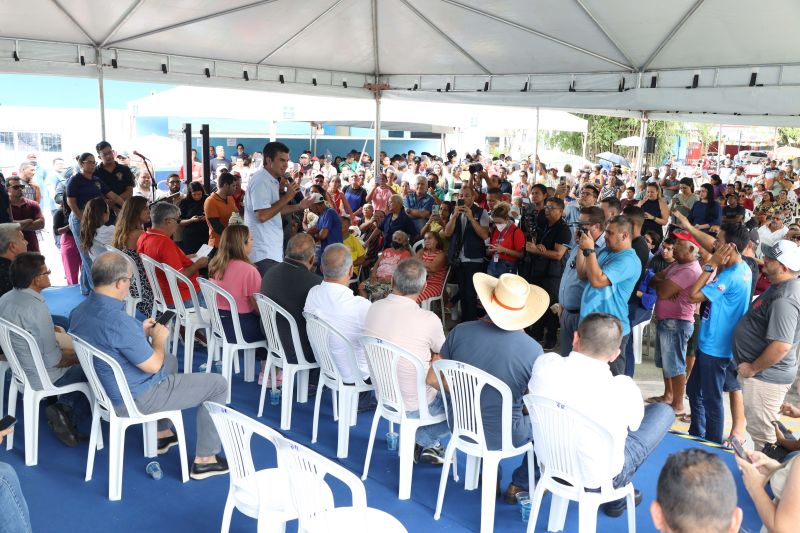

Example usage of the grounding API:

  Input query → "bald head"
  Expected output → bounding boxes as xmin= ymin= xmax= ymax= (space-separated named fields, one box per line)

xmin=91 ymin=252 xmax=132 ymax=287
xmin=285 ymin=233 xmax=315 ymax=264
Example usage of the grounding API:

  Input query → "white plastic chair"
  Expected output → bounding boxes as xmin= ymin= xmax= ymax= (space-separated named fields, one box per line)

xmin=102 ymin=244 xmax=142 ymax=317
xmin=361 ymin=336 xmax=450 ymax=500
xmin=0 ymin=359 xmax=8 ymax=418
xmin=411 ymin=240 xmax=424 ymax=254
xmin=162 ymin=263 xmax=213 ymax=372
xmin=204 ymin=402 xmax=296 ymax=533
xmin=523 ymin=394 xmax=637 ymax=533
xmin=198 ymin=278 xmax=266 ymax=403
xmin=274 ymin=433 xmax=407 ymax=533
xmin=432 ymin=359 xmax=535 ymax=533
xmin=420 ymin=266 xmax=451 ymax=323
xmin=632 ymin=316 xmax=652 ymax=365
xmin=303 ymin=311 xmax=373 ymax=459
xmin=253 ymin=294 xmax=319 ymax=430
xmin=139 ymin=253 xmax=170 ymax=320
xmin=0 ymin=318 xmax=93 ymax=466
xmin=71 ymin=335 xmax=189 ymax=500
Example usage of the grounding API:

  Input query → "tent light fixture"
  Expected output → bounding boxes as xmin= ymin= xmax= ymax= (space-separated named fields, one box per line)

xmin=618 ymin=78 xmax=625 ymax=92
xmin=80 ymin=55 xmax=85 ymax=66
xmin=686 ymin=74 xmax=699 ymax=89
xmin=312 ymin=77 xmax=317 ymax=86
xmin=650 ymin=76 xmax=657 ymax=88
xmin=161 ymin=63 xmax=168 ymax=74
xmin=204 ymin=67 xmax=210 ymax=78
xmin=568 ymin=81 xmax=576 ymax=92
xmin=279 ymin=74 xmax=285 ymax=84
xmin=111 ymin=58 xmax=118 ymax=68
xmin=412 ymin=83 xmax=418 ymax=90
xmin=483 ymin=81 xmax=489 ymax=92
xmin=243 ymin=70 xmax=249 ymax=81
xmin=445 ymin=82 xmax=451 ymax=91
xmin=342 ymin=80 xmax=347 ymax=88
xmin=13 ymin=51 xmax=20 ymax=61
xmin=521 ymin=81 xmax=528 ymax=92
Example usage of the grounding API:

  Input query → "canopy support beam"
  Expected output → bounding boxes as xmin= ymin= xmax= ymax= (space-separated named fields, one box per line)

xmin=641 ymin=0 xmax=706 ymax=71
xmin=366 ymin=83 xmax=389 ymax=177
xmin=97 ymin=61 xmax=106 ymax=140
xmin=99 ymin=0 xmax=146 ymax=48
xmin=50 ymin=0 xmax=97 ymax=45
xmin=636 ymin=112 xmax=648 ymax=180
xmin=371 ymin=0 xmax=382 ymax=177
xmin=398 ymin=0 xmax=491 ymax=75
xmin=572 ymin=0 xmax=637 ymax=71
xmin=441 ymin=0 xmax=633 ymax=72
xmin=258 ymin=0 xmax=345 ymax=64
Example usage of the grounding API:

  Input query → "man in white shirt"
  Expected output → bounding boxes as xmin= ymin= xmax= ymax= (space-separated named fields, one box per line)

xmin=529 ymin=312 xmax=674 ymax=518
xmin=756 ymin=212 xmax=788 ymax=258
xmin=244 ymin=142 xmax=312 ymax=276
xmin=304 ymin=243 xmax=372 ymax=385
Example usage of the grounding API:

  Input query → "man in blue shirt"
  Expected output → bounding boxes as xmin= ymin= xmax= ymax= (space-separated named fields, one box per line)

xmin=404 ymin=175 xmax=435 ymax=234
xmin=686 ymin=224 xmax=752 ymax=444
xmin=556 ymin=206 xmax=606 ymax=356
xmin=577 ymin=215 xmax=641 ymax=375
xmin=306 ymin=192 xmax=343 ymax=266
xmin=69 ymin=252 xmax=229 ymax=480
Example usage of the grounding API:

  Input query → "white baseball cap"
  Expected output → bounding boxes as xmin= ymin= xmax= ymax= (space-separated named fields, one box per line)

xmin=763 ymin=240 xmax=800 ymax=271
xmin=309 ymin=192 xmax=325 ymax=204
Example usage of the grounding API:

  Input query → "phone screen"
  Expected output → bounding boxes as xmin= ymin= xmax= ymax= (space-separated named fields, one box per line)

xmin=457 ymin=199 xmax=465 ymax=207
xmin=729 ymin=436 xmax=750 ymax=462
xmin=156 ymin=310 xmax=176 ymax=326
xmin=0 ymin=415 xmax=17 ymax=431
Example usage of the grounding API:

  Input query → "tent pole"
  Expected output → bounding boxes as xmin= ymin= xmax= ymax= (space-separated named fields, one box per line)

xmin=582 ymin=132 xmax=588 ymax=160
xmin=717 ymin=124 xmax=722 ymax=169
xmin=533 ymin=107 xmax=540 ymax=175
xmin=374 ymin=93 xmax=382 ymax=176
xmin=269 ymin=120 xmax=277 ymax=142
xmin=636 ymin=111 xmax=648 ymax=180
xmin=97 ymin=62 xmax=107 ymax=140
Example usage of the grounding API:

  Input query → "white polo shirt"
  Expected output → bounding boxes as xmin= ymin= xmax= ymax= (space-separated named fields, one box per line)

xmin=244 ymin=167 xmax=283 ymax=263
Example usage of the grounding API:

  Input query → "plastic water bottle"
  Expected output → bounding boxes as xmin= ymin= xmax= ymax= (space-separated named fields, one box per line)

xmin=386 ymin=431 xmax=399 ymax=451
xmin=270 ymin=388 xmax=282 ymax=406
xmin=146 ymin=461 xmax=163 ymax=480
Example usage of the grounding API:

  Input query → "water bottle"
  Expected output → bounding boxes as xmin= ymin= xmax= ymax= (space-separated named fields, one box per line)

xmin=386 ymin=431 xmax=399 ymax=451
xmin=270 ymin=388 xmax=282 ymax=406
xmin=146 ymin=461 xmax=163 ymax=480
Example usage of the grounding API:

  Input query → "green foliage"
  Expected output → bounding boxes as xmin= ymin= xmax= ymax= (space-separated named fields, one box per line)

xmin=778 ymin=128 xmax=800 ymax=146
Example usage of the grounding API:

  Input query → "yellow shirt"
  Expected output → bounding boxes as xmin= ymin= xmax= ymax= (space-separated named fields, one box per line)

xmin=343 ymin=234 xmax=366 ymax=274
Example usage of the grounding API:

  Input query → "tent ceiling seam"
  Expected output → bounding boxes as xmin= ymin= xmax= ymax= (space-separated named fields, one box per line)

xmin=98 ymin=0 xmax=146 ymax=49
xmin=258 ymin=0 xmax=345 ymax=64
xmin=48 ymin=0 xmax=97 ymax=46
xmin=571 ymin=0 xmax=637 ymax=71
xmin=640 ymin=0 xmax=707 ymax=72
xmin=398 ymin=0 xmax=491 ymax=75
xmin=104 ymin=0 xmax=280 ymax=47
xmin=371 ymin=0 xmax=380 ymax=81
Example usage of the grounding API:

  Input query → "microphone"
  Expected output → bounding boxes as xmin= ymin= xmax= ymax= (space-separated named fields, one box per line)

xmin=133 ymin=150 xmax=148 ymax=160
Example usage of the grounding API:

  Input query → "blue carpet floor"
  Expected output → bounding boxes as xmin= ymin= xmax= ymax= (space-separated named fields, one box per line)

xmin=0 ymin=285 xmax=762 ymax=532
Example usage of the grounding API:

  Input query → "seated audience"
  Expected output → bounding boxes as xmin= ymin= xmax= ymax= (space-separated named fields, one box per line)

xmin=383 ymin=194 xmax=417 ymax=248
xmin=341 ymin=214 xmax=366 ymax=275
xmin=737 ymin=448 xmax=800 ymax=532
xmin=434 ymin=272 xmax=547 ymax=501
xmin=530 ymin=313 xmax=674 ymax=517
xmin=0 ymin=223 xmax=28 ymax=297
xmin=414 ymin=231 xmax=448 ymax=304
xmin=69 ymin=252 xmax=229 ymax=479
xmin=137 ymin=202 xmax=208 ymax=307
xmin=363 ymin=258 xmax=449 ymax=463
xmin=112 ymin=195 xmax=154 ymax=317
xmin=208 ymin=225 xmax=267 ymax=363
xmin=0 ymin=253 xmax=90 ymax=446
xmin=79 ymin=197 xmax=115 ymax=260
xmin=178 ymin=182 xmax=209 ymax=254
xmin=304 ymin=244 xmax=371 ymax=383
xmin=359 ymin=230 xmax=412 ymax=301
xmin=651 ymin=448 xmax=742 ymax=533
xmin=204 ymin=171 xmax=237 ymax=251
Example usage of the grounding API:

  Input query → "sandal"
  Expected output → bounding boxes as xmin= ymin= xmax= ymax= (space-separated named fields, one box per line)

xmin=645 ymin=396 xmax=666 ymax=404
xmin=677 ymin=413 xmax=692 ymax=424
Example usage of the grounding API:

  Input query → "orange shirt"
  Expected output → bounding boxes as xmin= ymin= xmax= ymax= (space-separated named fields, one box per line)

xmin=203 ymin=192 xmax=237 ymax=247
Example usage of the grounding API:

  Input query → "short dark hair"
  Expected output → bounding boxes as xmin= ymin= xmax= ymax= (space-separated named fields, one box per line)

xmin=621 ymin=205 xmax=645 ymax=228
xmin=607 ymin=214 xmax=632 ymax=235
xmin=583 ymin=185 xmax=599 ymax=197
xmin=218 ymin=172 xmax=235 ymax=188
xmin=656 ymin=448 xmax=737 ymax=533
xmin=532 ymin=183 xmax=548 ymax=196
xmin=10 ymin=252 xmax=46 ymax=289
xmin=487 ymin=187 xmax=502 ymax=196
xmin=679 ymin=177 xmax=694 ymax=191
xmin=720 ymin=223 xmax=750 ymax=254
xmin=600 ymin=196 xmax=621 ymax=212
xmin=95 ymin=141 xmax=112 ymax=153
xmin=545 ymin=197 xmax=564 ymax=209
xmin=579 ymin=206 xmax=605 ymax=226
xmin=79 ymin=152 xmax=94 ymax=164
xmin=262 ymin=141 xmax=290 ymax=161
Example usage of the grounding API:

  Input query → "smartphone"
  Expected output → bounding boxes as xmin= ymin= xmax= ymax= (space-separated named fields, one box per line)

xmin=432 ymin=205 xmax=440 ymax=216
xmin=155 ymin=310 xmax=176 ymax=326
xmin=0 ymin=415 xmax=17 ymax=431
xmin=729 ymin=436 xmax=750 ymax=462
xmin=457 ymin=199 xmax=465 ymax=207
xmin=772 ymin=420 xmax=795 ymax=440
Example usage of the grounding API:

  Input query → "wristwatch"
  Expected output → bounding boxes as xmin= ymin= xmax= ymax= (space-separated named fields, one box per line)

xmin=703 ymin=263 xmax=715 ymax=273
xmin=582 ymin=248 xmax=595 ymax=257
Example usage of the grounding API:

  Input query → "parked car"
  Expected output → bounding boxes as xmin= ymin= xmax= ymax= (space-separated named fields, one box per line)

xmin=745 ymin=151 xmax=769 ymax=164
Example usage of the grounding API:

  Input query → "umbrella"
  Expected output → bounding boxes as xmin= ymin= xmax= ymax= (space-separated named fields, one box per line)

xmin=614 ymin=136 xmax=642 ymax=147
xmin=596 ymin=152 xmax=631 ymax=167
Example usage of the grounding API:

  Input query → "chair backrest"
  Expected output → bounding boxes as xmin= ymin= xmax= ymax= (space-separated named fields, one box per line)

xmin=140 ymin=253 xmax=169 ymax=314
xmin=361 ymin=335 xmax=433 ymax=420
xmin=303 ymin=311 xmax=367 ymax=387
xmin=0 ymin=318 xmax=57 ymax=392
xmin=432 ymin=359 xmax=514 ymax=453
xmin=71 ymin=334 xmax=143 ymax=420
xmin=253 ymin=294 xmax=314 ymax=366
xmin=204 ymin=402 xmax=283 ymax=492
xmin=162 ymin=263 xmax=203 ymax=321
xmin=523 ymin=394 xmax=616 ymax=493
xmin=103 ymin=245 xmax=142 ymax=316
xmin=412 ymin=240 xmax=424 ymax=254
xmin=273 ymin=434 xmax=367 ymax=522
xmin=197 ymin=278 xmax=245 ymax=345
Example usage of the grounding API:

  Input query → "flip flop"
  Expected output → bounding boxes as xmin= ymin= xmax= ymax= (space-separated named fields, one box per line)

xmin=645 ymin=396 xmax=665 ymax=404
xmin=677 ymin=414 xmax=691 ymax=424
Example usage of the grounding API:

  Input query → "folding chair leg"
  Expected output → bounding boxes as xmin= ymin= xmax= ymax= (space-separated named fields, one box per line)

xmin=280 ymin=367 xmax=296 ymax=431
xmin=6 ymin=383 xmax=18 ymax=450
xmin=257 ymin=358 xmax=274 ymax=417
xmin=170 ymin=415 xmax=189 ymax=483
xmin=465 ymin=455 xmax=481 ymax=490
xmin=243 ymin=349 xmax=255 ymax=382
xmin=143 ymin=421 xmax=158 ymax=458
xmin=221 ymin=491 xmax=235 ymax=533
xmin=577 ymin=499 xmax=600 ymax=533
xmin=108 ymin=422 xmax=126 ymax=501
xmin=336 ymin=390 xmax=351 ymax=459
xmin=296 ymin=369 xmax=309 ymax=403
xmin=527 ymin=479 xmax=548 ymax=533
xmin=23 ymin=396 xmax=39 ymax=466
xmin=398 ymin=422 xmax=417 ymax=500
xmin=183 ymin=327 xmax=195 ymax=374
xmin=85 ymin=409 xmax=102 ymax=481
xmin=548 ymin=495 xmax=569 ymax=532
xmin=434 ymin=442 xmax=458 ymax=519
xmin=361 ymin=411 xmax=381 ymax=481
xmin=479 ymin=457 xmax=499 ymax=533
xmin=311 ymin=382 xmax=325 ymax=444
xmin=625 ymin=487 xmax=637 ymax=533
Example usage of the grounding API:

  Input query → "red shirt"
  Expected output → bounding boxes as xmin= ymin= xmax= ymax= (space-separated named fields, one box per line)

xmin=489 ymin=222 xmax=525 ymax=262
xmin=11 ymin=198 xmax=43 ymax=252
xmin=137 ymin=229 xmax=198 ymax=305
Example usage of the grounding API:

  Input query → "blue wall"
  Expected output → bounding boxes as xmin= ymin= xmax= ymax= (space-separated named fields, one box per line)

xmin=202 ymin=137 xmax=440 ymax=161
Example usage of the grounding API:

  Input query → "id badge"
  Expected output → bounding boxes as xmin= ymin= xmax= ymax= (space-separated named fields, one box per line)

xmin=493 ymin=253 xmax=500 ymax=263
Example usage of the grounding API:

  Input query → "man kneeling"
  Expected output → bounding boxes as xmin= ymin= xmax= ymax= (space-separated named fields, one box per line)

xmin=529 ymin=312 xmax=674 ymax=516
xmin=69 ymin=252 xmax=229 ymax=480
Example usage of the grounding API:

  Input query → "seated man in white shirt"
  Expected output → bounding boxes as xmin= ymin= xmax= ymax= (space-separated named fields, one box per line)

xmin=304 ymin=243 xmax=374 ymax=409
xmin=529 ymin=312 xmax=674 ymax=517
xmin=363 ymin=258 xmax=449 ymax=464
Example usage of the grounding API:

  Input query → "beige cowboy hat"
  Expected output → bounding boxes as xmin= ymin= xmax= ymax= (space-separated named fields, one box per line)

xmin=473 ymin=272 xmax=550 ymax=331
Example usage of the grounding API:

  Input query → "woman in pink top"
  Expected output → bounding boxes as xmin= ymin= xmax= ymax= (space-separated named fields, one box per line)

xmin=208 ymin=225 xmax=267 ymax=361
xmin=367 ymin=173 xmax=394 ymax=214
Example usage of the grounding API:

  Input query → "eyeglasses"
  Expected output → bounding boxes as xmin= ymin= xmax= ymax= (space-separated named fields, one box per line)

xmin=37 ymin=270 xmax=51 ymax=277
xmin=82 ymin=160 xmax=97 ymax=165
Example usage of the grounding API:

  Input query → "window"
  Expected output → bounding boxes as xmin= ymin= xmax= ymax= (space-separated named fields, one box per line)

xmin=40 ymin=133 xmax=62 ymax=152
xmin=16 ymin=132 xmax=40 ymax=152
xmin=0 ymin=132 xmax=13 ymax=151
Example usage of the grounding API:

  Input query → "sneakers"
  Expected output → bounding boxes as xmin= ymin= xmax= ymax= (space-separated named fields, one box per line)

xmin=157 ymin=434 xmax=179 ymax=454
xmin=45 ymin=403 xmax=79 ymax=448
xmin=602 ymin=488 xmax=642 ymax=517
xmin=413 ymin=443 xmax=445 ymax=465
xmin=190 ymin=455 xmax=229 ymax=480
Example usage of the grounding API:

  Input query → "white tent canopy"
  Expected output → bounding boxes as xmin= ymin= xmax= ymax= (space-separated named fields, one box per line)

xmin=129 ymin=86 xmax=588 ymax=134
xmin=1 ymin=0 xmax=800 ymax=125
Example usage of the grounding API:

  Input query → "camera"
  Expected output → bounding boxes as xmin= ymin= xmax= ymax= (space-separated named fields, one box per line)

xmin=468 ymin=163 xmax=483 ymax=174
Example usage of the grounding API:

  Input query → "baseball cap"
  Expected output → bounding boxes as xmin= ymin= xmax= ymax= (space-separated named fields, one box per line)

xmin=763 ymin=240 xmax=800 ymax=271
xmin=309 ymin=192 xmax=325 ymax=204
xmin=671 ymin=231 xmax=700 ymax=249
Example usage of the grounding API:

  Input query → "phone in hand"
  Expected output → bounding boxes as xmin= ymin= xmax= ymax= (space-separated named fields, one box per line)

xmin=729 ymin=436 xmax=750 ymax=462
xmin=432 ymin=205 xmax=440 ymax=216
xmin=155 ymin=310 xmax=176 ymax=327
xmin=0 ymin=415 xmax=17 ymax=431
xmin=457 ymin=199 xmax=465 ymax=207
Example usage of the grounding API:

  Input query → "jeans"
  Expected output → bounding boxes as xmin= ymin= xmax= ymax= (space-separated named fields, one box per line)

xmin=530 ymin=277 xmax=561 ymax=346
xmin=406 ymin=393 xmax=450 ymax=448
xmin=558 ymin=308 xmax=580 ymax=357
xmin=53 ymin=364 xmax=92 ymax=434
xmin=655 ymin=319 xmax=694 ymax=378
xmin=219 ymin=311 xmax=268 ymax=360
xmin=487 ymin=259 xmax=517 ymax=278
xmin=507 ymin=416 xmax=535 ymax=491
xmin=687 ymin=350 xmax=729 ymax=444
xmin=612 ymin=403 xmax=674 ymax=488
xmin=624 ymin=303 xmax=653 ymax=377
xmin=0 ymin=462 xmax=32 ymax=533
xmin=179 ymin=291 xmax=206 ymax=309
xmin=68 ymin=212 xmax=92 ymax=295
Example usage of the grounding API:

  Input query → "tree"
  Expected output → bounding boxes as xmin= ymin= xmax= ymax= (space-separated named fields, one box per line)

xmin=778 ymin=127 xmax=800 ymax=146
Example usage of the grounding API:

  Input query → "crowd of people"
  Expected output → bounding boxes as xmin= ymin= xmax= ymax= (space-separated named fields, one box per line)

xmin=1 ymin=139 xmax=800 ymax=532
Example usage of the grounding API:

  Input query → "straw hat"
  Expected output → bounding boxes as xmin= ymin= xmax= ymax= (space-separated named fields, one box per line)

xmin=473 ymin=272 xmax=550 ymax=331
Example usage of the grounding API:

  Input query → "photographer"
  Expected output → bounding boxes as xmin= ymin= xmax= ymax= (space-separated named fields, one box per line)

xmin=444 ymin=184 xmax=490 ymax=322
